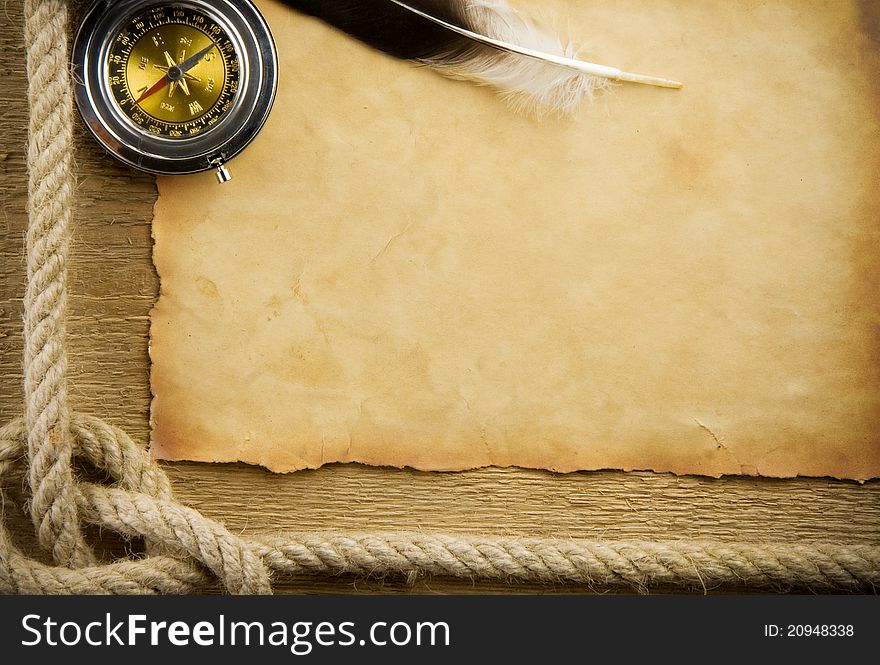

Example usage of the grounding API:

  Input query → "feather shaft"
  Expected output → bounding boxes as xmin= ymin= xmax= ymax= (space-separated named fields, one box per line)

xmin=279 ymin=0 xmax=681 ymax=114
xmin=388 ymin=0 xmax=682 ymax=88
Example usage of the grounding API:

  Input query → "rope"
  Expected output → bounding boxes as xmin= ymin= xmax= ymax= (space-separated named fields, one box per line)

xmin=23 ymin=0 xmax=94 ymax=569
xmin=2 ymin=417 xmax=877 ymax=594
xmin=2 ymin=0 xmax=877 ymax=595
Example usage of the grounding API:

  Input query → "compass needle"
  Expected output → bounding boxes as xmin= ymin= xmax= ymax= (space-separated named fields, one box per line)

xmin=73 ymin=0 xmax=277 ymax=178
xmin=133 ymin=73 xmax=172 ymax=105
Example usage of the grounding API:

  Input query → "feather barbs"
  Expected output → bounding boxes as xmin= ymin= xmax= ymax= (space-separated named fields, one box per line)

xmin=280 ymin=0 xmax=681 ymax=116
xmin=421 ymin=1 xmax=612 ymax=116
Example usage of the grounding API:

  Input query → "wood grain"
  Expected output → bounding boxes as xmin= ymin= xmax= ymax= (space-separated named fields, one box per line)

xmin=1 ymin=0 xmax=878 ymax=594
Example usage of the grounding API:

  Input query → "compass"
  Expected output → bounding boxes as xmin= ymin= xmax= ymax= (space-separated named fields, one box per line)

xmin=72 ymin=0 xmax=278 ymax=182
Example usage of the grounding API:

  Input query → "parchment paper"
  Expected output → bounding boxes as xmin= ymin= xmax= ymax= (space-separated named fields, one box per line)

xmin=150 ymin=0 xmax=880 ymax=479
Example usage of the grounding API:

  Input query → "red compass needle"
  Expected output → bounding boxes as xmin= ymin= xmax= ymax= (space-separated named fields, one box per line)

xmin=132 ymin=74 xmax=171 ymax=106
xmin=132 ymin=41 xmax=218 ymax=107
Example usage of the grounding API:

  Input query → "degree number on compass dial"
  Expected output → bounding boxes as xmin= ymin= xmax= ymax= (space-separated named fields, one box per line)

xmin=107 ymin=5 xmax=241 ymax=138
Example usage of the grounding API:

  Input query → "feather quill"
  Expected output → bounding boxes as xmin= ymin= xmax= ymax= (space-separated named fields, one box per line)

xmin=279 ymin=0 xmax=681 ymax=115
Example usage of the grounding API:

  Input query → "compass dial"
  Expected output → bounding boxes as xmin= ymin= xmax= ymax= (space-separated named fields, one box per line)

xmin=106 ymin=5 xmax=241 ymax=138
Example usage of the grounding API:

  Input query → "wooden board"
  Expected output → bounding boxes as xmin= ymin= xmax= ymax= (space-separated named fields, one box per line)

xmin=1 ymin=0 xmax=878 ymax=593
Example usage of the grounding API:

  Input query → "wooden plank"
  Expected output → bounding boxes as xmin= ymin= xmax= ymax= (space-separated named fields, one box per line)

xmin=0 ymin=0 xmax=877 ymax=594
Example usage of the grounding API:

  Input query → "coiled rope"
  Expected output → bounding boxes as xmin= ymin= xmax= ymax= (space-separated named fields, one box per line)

xmin=2 ymin=0 xmax=877 ymax=595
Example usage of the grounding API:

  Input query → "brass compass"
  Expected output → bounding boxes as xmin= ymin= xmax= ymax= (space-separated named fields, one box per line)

xmin=72 ymin=0 xmax=278 ymax=182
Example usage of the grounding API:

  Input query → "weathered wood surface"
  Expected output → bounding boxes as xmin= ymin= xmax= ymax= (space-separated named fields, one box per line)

xmin=1 ymin=0 xmax=878 ymax=594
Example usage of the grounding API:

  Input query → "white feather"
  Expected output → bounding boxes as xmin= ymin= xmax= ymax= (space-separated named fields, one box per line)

xmin=422 ymin=1 xmax=609 ymax=116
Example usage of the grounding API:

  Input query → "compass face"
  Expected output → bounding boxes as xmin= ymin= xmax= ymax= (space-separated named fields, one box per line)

xmin=106 ymin=5 xmax=241 ymax=139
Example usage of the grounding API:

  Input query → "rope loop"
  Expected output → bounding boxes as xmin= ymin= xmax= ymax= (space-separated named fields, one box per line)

xmin=0 ymin=415 xmax=271 ymax=594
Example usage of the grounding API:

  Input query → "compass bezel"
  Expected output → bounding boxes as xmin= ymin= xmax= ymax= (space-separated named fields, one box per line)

xmin=72 ymin=0 xmax=278 ymax=176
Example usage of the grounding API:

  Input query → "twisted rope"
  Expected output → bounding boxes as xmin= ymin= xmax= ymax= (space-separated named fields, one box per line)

xmin=23 ymin=0 xmax=94 ymax=569
xmin=2 ymin=416 xmax=879 ymax=594
xmin=2 ymin=0 xmax=877 ymax=595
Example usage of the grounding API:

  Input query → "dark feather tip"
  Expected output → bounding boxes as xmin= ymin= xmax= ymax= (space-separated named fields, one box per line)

xmin=278 ymin=0 xmax=476 ymax=61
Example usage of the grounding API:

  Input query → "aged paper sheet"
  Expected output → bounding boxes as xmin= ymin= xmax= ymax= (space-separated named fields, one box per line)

xmin=151 ymin=0 xmax=880 ymax=479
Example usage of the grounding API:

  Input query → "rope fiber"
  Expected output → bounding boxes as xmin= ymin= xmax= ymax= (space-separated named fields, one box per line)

xmin=2 ymin=0 xmax=877 ymax=595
